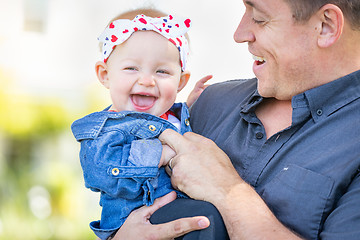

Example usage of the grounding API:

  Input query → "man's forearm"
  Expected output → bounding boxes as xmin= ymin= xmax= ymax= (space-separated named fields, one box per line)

xmin=213 ymin=182 xmax=303 ymax=240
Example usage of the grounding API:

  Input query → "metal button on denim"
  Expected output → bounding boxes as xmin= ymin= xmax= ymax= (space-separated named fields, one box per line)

xmin=71 ymin=102 xmax=192 ymax=238
xmin=185 ymin=119 xmax=190 ymax=126
xmin=148 ymin=125 xmax=156 ymax=131
xmin=111 ymin=168 xmax=120 ymax=176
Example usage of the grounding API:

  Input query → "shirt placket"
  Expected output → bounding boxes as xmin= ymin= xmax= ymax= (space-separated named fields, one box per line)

xmin=240 ymin=110 xmax=306 ymax=187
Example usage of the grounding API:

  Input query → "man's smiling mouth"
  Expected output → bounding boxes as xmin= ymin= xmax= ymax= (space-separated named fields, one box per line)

xmin=252 ymin=55 xmax=266 ymax=65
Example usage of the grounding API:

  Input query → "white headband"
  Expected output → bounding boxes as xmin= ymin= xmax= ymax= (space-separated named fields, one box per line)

xmin=98 ymin=14 xmax=191 ymax=71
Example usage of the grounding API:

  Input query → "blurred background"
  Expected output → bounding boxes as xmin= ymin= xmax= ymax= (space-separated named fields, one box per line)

xmin=0 ymin=0 xmax=254 ymax=239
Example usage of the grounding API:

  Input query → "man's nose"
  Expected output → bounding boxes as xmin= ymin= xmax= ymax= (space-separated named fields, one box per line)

xmin=233 ymin=14 xmax=256 ymax=43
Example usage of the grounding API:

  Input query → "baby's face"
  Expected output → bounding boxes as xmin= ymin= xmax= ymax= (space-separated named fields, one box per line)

xmin=103 ymin=31 xmax=186 ymax=116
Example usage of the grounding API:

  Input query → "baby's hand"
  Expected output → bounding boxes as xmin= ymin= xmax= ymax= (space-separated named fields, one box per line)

xmin=159 ymin=144 xmax=176 ymax=167
xmin=186 ymin=75 xmax=212 ymax=107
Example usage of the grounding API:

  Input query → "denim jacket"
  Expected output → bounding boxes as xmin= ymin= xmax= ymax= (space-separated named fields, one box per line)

xmin=71 ymin=103 xmax=191 ymax=240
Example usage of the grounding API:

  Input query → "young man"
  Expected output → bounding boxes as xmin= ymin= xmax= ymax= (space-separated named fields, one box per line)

xmin=112 ymin=0 xmax=360 ymax=239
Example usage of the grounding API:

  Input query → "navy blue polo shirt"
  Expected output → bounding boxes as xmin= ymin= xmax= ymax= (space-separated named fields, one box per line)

xmin=190 ymin=70 xmax=360 ymax=240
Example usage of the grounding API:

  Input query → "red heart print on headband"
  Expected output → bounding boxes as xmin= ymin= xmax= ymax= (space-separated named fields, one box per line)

xmin=139 ymin=18 xmax=147 ymax=24
xmin=184 ymin=19 xmax=191 ymax=28
xmin=98 ymin=14 xmax=191 ymax=71
xmin=111 ymin=35 xmax=118 ymax=42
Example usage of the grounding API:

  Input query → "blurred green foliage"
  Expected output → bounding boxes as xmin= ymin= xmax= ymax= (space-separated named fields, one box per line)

xmin=0 ymin=70 xmax=99 ymax=239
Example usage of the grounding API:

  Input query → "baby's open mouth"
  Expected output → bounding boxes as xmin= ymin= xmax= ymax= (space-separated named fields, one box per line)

xmin=131 ymin=94 xmax=157 ymax=109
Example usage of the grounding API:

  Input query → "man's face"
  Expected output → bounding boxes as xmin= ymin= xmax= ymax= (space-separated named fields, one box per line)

xmin=234 ymin=0 xmax=319 ymax=100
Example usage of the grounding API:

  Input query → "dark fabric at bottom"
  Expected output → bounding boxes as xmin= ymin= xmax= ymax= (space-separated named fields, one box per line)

xmin=150 ymin=198 xmax=229 ymax=240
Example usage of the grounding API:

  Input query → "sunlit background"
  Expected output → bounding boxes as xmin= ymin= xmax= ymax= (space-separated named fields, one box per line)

xmin=0 ymin=0 xmax=254 ymax=239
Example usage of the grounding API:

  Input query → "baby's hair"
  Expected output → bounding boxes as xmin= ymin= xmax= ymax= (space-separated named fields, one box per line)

xmin=110 ymin=8 xmax=167 ymax=21
xmin=99 ymin=8 xmax=190 ymax=53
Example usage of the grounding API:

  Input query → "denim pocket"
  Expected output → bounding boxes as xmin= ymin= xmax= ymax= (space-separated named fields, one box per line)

xmin=261 ymin=164 xmax=334 ymax=240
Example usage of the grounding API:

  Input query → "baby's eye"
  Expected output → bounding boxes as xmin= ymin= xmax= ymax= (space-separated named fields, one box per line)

xmin=124 ymin=67 xmax=138 ymax=71
xmin=156 ymin=69 xmax=170 ymax=75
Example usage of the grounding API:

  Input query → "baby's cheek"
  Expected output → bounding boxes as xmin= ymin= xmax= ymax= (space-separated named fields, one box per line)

xmin=162 ymin=85 xmax=178 ymax=100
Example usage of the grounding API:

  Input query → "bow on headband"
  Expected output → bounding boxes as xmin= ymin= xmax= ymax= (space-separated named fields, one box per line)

xmin=98 ymin=14 xmax=191 ymax=71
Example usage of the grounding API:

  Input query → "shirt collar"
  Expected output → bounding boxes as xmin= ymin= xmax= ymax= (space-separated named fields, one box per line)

xmin=240 ymin=89 xmax=263 ymax=113
xmin=293 ymin=69 xmax=360 ymax=123
xmin=240 ymin=70 xmax=360 ymax=124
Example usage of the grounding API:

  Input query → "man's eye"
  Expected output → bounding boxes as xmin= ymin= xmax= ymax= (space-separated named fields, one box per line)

xmin=252 ymin=18 xmax=266 ymax=25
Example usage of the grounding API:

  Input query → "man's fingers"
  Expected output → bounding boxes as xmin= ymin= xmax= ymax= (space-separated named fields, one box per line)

xmin=160 ymin=216 xmax=210 ymax=239
xmin=145 ymin=191 xmax=177 ymax=217
xmin=165 ymin=164 xmax=173 ymax=176
xmin=159 ymin=129 xmax=187 ymax=153
xmin=183 ymin=131 xmax=210 ymax=143
xmin=132 ymin=191 xmax=210 ymax=239
xmin=160 ymin=130 xmax=213 ymax=157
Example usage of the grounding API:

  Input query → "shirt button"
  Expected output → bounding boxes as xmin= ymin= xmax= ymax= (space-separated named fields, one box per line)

xmin=111 ymin=168 xmax=120 ymax=176
xmin=256 ymin=132 xmax=264 ymax=139
xmin=148 ymin=125 xmax=156 ymax=131
xmin=316 ymin=109 xmax=323 ymax=116
xmin=185 ymin=119 xmax=190 ymax=126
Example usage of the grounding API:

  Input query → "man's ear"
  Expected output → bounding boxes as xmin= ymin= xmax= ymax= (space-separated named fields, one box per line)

xmin=178 ymin=71 xmax=190 ymax=92
xmin=95 ymin=61 xmax=110 ymax=89
xmin=317 ymin=4 xmax=344 ymax=48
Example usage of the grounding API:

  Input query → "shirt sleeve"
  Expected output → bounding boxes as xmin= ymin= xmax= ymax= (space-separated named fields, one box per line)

xmin=320 ymin=171 xmax=360 ymax=239
xmin=80 ymin=135 xmax=162 ymax=199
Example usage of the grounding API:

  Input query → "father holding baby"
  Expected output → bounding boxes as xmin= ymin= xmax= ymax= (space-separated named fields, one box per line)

xmin=112 ymin=0 xmax=360 ymax=239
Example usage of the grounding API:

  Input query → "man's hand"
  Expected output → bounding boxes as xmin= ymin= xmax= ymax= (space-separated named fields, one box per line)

xmin=159 ymin=129 xmax=242 ymax=203
xmin=159 ymin=144 xmax=176 ymax=167
xmin=159 ymin=130 xmax=304 ymax=240
xmin=111 ymin=191 xmax=210 ymax=240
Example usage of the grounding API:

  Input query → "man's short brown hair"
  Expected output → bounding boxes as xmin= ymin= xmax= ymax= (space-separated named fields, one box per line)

xmin=285 ymin=0 xmax=360 ymax=30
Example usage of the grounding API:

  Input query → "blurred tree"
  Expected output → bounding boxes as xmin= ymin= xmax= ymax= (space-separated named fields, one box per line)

xmin=0 ymin=70 xmax=95 ymax=239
